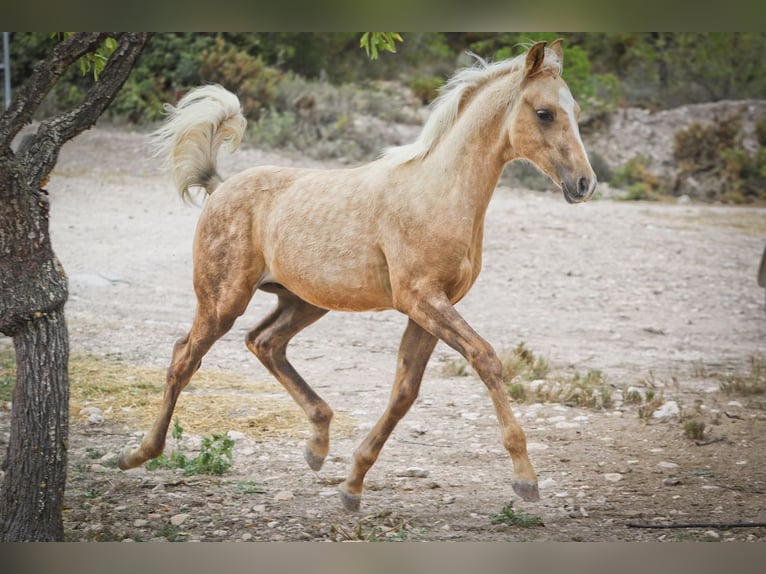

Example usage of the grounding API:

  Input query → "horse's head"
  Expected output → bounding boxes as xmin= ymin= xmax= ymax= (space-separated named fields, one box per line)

xmin=510 ymin=40 xmax=597 ymax=204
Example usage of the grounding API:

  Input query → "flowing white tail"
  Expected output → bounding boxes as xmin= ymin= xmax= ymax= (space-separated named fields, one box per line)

xmin=151 ymin=84 xmax=247 ymax=202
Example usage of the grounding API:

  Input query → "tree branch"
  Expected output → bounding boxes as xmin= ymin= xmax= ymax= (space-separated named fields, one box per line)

xmin=19 ymin=32 xmax=152 ymax=189
xmin=0 ymin=33 xmax=108 ymax=148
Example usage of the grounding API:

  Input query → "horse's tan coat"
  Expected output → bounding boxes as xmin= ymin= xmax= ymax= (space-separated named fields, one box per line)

xmin=119 ymin=40 xmax=596 ymax=511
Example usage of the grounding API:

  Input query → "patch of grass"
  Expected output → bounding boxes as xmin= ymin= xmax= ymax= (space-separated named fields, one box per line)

xmin=440 ymin=356 xmax=472 ymax=378
xmin=500 ymin=342 xmax=550 ymax=383
xmin=0 ymin=347 xmax=16 ymax=403
xmin=684 ymin=420 xmax=706 ymax=440
xmin=440 ymin=343 xmax=612 ymax=411
xmin=719 ymin=354 xmax=766 ymax=397
xmin=229 ymin=480 xmax=267 ymax=495
xmin=330 ymin=512 xmax=414 ymax=542
xmin=637 ymin=389 xmax=665 ymax=420
xmin=490 ymin=501 xmax=544 ymax=528
xmin=155 ymin=524 xmax=184 ymax=542
xmin=145 ymin=417 xmax=234 ymax=476
xmin=65 ymin=353 xmax=354 ymax=440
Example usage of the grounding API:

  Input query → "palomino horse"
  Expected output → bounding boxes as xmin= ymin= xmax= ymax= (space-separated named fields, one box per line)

xmin=118 ymin=40 xmax=597 ymax=511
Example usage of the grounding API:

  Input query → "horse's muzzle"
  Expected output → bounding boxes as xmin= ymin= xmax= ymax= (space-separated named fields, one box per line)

xmin=562 ymin=174 xmax=597 ymax=204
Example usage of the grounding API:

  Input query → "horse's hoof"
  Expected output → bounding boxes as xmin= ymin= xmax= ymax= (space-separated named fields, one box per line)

xmin=303 ymin=444 xmax=326 ymax=472
xmin=512 ymin=479 xmax=540 ymax=502
xmin=117 ymin=446 xmax=133 ymax=470
xmin=338 ymin=488 xmax=361 ymax=512
xmin=117 ymin=446 xmax=141 ymax=470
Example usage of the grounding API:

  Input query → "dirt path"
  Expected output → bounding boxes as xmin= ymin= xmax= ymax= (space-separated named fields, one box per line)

xmin=2 ymin=126 xmax=765 ymax=541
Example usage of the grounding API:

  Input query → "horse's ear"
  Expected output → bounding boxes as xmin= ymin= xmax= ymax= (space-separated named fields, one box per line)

xmin=524 ymin=41 xmax=547 ymax=78
xmin=549 ymin=38 xmax=564 ymax=69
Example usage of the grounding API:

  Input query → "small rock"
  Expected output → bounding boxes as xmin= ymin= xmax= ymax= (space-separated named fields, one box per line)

xmin=704 ymin=530 xmax=720 ymax=540
xmin=727 ymin=401 xmax=743 ymax=408
xmin=663 ymin=477 xmax=683 ymax=486
xmin=87 ymin=412 xmax=104 ymax=425
xmin=555 ymin=421 xmax=581 ymax=429
xmin=252 ymin=504 xmax=266 ymax=512
xmin=397 ymin=467 xmax=429 ymax=478
xmin=652 ymin=401 xmax=680 ymax=419
xmin=658 ymin=461 xmax=679 ymax=470
xmin=538 ymin=477 xmax=557 ymax=489
xmin=241 ymin=533 xmax=253 ymax=541
xmin=604 ymin=473 xmax=624 ymax=482
xmin=170 ymin=513 xmax=189 ymax=526
xmin=133 ymin=519 xmax=148 ymax=527
xmin=273 ymin=490 xmax=294 ymax=501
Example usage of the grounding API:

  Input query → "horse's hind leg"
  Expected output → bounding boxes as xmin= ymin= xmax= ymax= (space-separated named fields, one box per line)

xmin=246 ymin=290 xmax=332 ymax=471
xmin=338 ymin=318 xmax=438 ymax=511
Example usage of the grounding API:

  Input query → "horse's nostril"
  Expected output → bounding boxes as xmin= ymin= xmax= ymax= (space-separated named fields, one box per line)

xmin=578 ymin=177 xmax=589 ymax=195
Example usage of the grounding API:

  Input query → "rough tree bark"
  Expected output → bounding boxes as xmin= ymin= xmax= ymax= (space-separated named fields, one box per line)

xmin=0 ymin=32 xmax=151 ymax=541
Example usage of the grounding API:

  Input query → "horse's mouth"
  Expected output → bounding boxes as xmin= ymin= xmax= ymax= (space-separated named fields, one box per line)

xmin=561 ymin=176 xmax=596 ymax=204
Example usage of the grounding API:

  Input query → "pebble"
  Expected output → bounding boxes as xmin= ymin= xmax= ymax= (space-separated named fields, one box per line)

xmin=133 ymin=519 xmax=148 ymax=527
xmin=252 ymin=504 xmax=266 ymax=513
xmin=170 ymin=513 xmax=190 ymax=526
xmin=555 ymin=421 xmax=581 ymax=429
xmin=652 ymin=401 xmax=680 ymax=419
xmin=273 ymin=490 xmax=294 ymax=501
xmin=705 ymin=530 xmax=720 ymax=540
xmin=603 ymin=473 xmax=623 ymax=482
xmin=539 ymin=478 xmax=557 ymax=489
xmin=396 ymin=467 xmax=430 ymax=478
xmin=658 ymin=461 xmax=679 ymax=470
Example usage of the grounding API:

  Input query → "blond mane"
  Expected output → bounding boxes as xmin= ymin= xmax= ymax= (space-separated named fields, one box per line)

xmin=384 ymin=46 xmax=562 ymax=165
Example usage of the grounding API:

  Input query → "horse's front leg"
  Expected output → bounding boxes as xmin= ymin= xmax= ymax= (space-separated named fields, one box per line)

xmin=400 ymin=292 xmax=540 ymax=502
xmin=339 ymin=318 xmax=438 ymax=511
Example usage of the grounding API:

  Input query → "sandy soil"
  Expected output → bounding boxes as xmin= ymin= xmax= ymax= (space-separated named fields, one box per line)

xmin=2 ymin=125 xmax=766 ymax=542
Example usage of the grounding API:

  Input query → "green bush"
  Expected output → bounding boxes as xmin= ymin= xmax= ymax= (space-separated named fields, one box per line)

xmin=199 ymin=37 xmax=284 ymax=120
xmin=674 ymin=118 xmax=766 ymax=202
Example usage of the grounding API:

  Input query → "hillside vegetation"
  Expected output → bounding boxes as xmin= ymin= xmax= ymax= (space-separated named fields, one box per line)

xmin=9 ymin=32 xmax=766 ymax=202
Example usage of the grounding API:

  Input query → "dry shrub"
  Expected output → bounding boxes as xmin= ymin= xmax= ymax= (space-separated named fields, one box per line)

xmin=673 ymin=116 xmax=766 ymax=202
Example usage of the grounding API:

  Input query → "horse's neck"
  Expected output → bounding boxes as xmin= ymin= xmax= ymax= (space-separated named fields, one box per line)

xmin=422 ymin=82 xmax=513 ymax=214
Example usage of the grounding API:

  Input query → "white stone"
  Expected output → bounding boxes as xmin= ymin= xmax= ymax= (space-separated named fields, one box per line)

xmin=652 ymin=401 xmax=680 ymax=419
xmin=170 ymin=513 xmax=189 ymax=526
xmin=88 ymin=412 xmax=104 ymax=425
xmin=555 ymin=421 xmax=581 ymax=429
xmin=539 ymin=478 xmax=557 ymax=489
xmin=658 ymin=461 xmax=679 ymax=470
xmin=604 ymin=473 xmax=624 ymax=482
xmin=273 ymin=490 xmax=294 ymax=501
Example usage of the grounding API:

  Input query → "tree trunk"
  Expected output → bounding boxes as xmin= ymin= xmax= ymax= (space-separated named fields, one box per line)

xmin=0 ymin=310 xmax=69 ymax=541
xmin=0 ymin=155 xmax=70 ymax=541
xmin=0 ymin=32 xmax=151 ymax=541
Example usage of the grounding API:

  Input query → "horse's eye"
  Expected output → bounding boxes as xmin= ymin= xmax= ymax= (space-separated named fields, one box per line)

xmin=535 ymin=109 xmax=554 ymax=122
